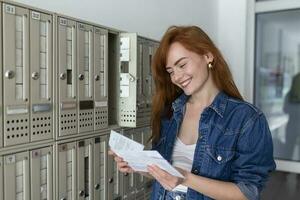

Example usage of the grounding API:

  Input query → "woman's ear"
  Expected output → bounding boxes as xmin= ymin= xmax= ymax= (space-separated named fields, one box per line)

xmin=205 ymin=52 xmax=214 ymax=63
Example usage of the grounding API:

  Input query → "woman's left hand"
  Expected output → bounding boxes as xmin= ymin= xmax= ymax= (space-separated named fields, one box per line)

xmin=147 ymin=165 xmax=187 ymax=191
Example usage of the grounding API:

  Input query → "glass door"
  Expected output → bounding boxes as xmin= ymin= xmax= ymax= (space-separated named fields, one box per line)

xmin=254 ymin=0 xmax=300 ymax=172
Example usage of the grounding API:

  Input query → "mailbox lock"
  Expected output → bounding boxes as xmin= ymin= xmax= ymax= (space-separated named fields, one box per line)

xmin=60 ymin=73 xmax=66 ymax=80
xmin=78 ymin=74 xmax=84 ymax=80
xmin=108 ymin=178 xmax=113 ymax=183
xmin=32 ymin=72 xmax=39 ymax=80
xmin=94 ymin=183 xmax=100 ymax=190
xmin=5 ymin=70 xmax=14 ymax=79
xmin=79 ymin=190 xmax=85 ymax=197
xmin=95 ymin=75 xmax=100 ymax=81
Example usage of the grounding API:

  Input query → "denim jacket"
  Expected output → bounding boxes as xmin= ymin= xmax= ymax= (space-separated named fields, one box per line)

xmin=151 ymin=91 xmax=276 ymax=200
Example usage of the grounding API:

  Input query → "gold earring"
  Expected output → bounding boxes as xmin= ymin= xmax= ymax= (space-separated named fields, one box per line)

xmin=208 ymin=62 xmax=213 ymax=69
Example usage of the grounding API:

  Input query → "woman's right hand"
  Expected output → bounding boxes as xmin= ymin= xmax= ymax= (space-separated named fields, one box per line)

xmin=108 ymin=149 xmax=134 ymax=173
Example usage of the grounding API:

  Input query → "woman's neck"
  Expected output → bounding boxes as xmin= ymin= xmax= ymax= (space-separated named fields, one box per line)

xmin=188 ymin=84 xmax=219 ymax=108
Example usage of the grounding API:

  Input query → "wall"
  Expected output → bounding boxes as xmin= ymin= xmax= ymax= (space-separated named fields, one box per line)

xmin=12 ymin=0 xmax=249 ymax=98
xmin=216 ymin=0 xmax=248 ymax=98
xmin=11 ymin=0 xmax=219 ymax=41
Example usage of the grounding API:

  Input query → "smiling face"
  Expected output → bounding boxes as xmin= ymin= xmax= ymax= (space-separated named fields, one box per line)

xmin=166 ymin=42 xmax=213 ymax=96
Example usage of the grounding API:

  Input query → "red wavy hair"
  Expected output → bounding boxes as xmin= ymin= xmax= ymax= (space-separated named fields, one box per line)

xmin=151 ymin=26 xmax=243 ymax=142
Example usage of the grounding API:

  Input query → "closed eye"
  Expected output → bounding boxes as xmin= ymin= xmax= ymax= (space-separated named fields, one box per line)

xmin=167 ymin=70 xmax=174 ymax=75
xmin=178 ymin=63 xmax=186 ymax=68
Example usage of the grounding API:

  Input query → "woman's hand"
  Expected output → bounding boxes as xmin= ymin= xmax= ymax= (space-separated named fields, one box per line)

xmin=108 ymin=149 xmax=134 ymax=173
xmin=147 ymin=164 xmax=187 ymax=191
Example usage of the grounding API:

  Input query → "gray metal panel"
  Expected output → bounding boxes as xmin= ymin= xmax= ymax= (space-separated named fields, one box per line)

xmin=107 ymin=149 xmax=122 ymax=200
xmin=93 ymin=135 xmax=108 ymax=200
xmin=77 ymin=22 xmax=94 ymax=133
xmin=3 ymin=3 xmax=30 ymax=146
xmin=58 ymin=142 xmax=77 ymax=200
xmin=122 ymin=131 xmax=136 ymax=199
xmin=133 ymin=129 xmax=145 ymax=190
xmin=0 ymin=4 xmax=2 ymax=149
xmin=4 ymin=151 xmax=30 ymax=200
xmin=94 ymin=27 xmax=108 ymax=130
xmin=30 ymin=146 xmax=53 ymax=200
xmin=137 ymin=39 xmax=145 ymax=108
xmin=119 ymin=33 xmax=138 ymax=127
xmin=135 ymin=190 xmax=145 ymax=200
xmin=142 ymin=39 xmax=149 ymax=106
xmin=93 ymin=137 xmax=101 ymax=200
xmin=118 ymin=34 xmax=158 ymax=127
xmin=30 ymin=10 xmax=53 ymax=142
xmin=94 ymin=106 xmax=108 ymax=130
xmin=143 ymin=127 xmax=153 ymax=188
xmin=144 ymin=181 xmax=152 ymax=200
xmin=136 ymin=38 xmax=153 ymax=125
xmin=145 ymin=41 xmax=153 ymax=107
xmin=0 ymin=157 xmax=3 ymax=200
xmin=143 ymin=126 xmax=152 ymax=150
xmin=151 ymin=43 xmax=159 ymax=96
xmin=77 ymin=139 xmax=93 ymax=200
xmin=58 ymin=17 xmax=78 ymax=137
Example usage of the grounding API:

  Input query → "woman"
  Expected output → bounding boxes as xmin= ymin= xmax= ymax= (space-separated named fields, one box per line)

xmin=110 ymin=26 xmax=275 ymax=200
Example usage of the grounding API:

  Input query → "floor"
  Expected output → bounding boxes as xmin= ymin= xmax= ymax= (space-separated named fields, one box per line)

xmin=261 ymin=171 xmax=300 ymax=200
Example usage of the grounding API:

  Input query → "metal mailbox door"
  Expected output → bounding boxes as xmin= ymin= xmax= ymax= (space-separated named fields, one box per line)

xmin=30 ymin=10 xmax=53 ymax=142
xmin=3 ymin=3 xmax=30 ymax=146
xmin=107 ymin=145 xmax=122 ymax=200
xmin=77 ymin=139 xmax=93 ymax=200
xmin=137 ymin=39 xmax=145 ymax=110
xmin=30 ymin=146 xmax=53 ymax=200
xmin=58 ymin=142 xmax=77 ymax=200
xmin=94 ymin=27 xmax=108 ymax=130
xmin=77 ymin=23 xmax=94 ymax=133
xmin=93 ymin=135 xmax=109 ymax=199
xmin=119 ymin=33 xmax=138 ymax=127
xmin=0 ymin=157 xmax=3 ymax=200
xmin=0 ymin=5 xmax=2 ymax=148
xmin=133 ymin=129 xmax=145 ymax=197
xmin=57 ymin=17 xmax=77 ymax=137
xmin=122 ymin=131 xmax=136 ymax=199
xmin=4 ymin=151 xmax=30 ymax=200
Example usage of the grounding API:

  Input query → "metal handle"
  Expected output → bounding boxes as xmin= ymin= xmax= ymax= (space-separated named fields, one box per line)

xmin=128 ymin=73 xmax=135 ymax=82
xmin=108 ymin=178 xmax=113 ymax=183
xmin=60 ymin=73 xmax=66 ymax=80
xmin=31 ymin=72 xmax=39 ymax=80
xmin=79 ymin=190 xmax=85 ymax=197
xmin=78 ymin=74 xmax=84 ymax=80
xmin=95 ymin=75 xmax=100 ymax=81
xmin=94 ymin=183 xmax=100 ymax=190
xmin=5 ymin=70 xmax=14 ymax=79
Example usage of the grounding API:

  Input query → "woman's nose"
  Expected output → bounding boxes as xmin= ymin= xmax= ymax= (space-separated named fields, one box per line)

xmin=173 ymin=70 xmax=184 ymax=82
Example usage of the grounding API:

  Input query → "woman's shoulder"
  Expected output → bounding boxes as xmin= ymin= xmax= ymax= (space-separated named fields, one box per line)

xmin=227 ymin=96 xmax=262 ymax=114
xmin=224 ymin=96 xmax=264 ymax=122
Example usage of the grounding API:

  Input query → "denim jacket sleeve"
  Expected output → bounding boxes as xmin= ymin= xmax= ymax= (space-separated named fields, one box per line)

xmin=231 ymin=113 xmax=276 ymax=200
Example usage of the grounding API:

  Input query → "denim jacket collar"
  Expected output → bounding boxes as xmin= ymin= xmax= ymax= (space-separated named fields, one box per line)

xmin=171 ymin=91 xmax=228 ymax=118
xmin=208 ymin=91 xmax=228 ymax=118
xmin=171 ymin=93 xmax=189 ymax=114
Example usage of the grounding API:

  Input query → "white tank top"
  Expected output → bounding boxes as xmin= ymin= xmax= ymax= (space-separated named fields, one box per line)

xmin=171 ymin=137 xmax=196 ymax=192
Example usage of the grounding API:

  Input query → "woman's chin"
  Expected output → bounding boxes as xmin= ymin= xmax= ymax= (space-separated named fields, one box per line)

xmin=183 ymin=88 xmax=193 ymax=96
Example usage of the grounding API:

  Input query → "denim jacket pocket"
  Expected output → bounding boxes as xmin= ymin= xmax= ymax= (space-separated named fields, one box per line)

xmin=205 ymin=147 xmax=235 ymax=179
xmin=207 ymin=147 xmax=235 ymax=163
